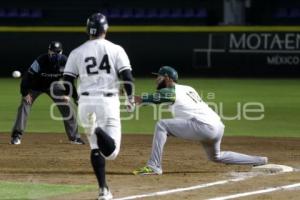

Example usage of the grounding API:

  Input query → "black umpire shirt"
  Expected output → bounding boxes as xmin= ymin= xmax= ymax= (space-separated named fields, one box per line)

xmin=20 ymin=53 xmax=67 ymax=96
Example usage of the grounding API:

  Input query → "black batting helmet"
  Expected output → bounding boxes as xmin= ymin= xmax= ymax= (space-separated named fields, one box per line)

xmin=86 ymin=13 xmax=109 ymax=36
xmin=48 ymin=41 xmax=63 ymax=53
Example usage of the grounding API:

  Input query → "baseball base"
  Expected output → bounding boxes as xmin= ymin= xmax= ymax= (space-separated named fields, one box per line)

xmin=252 ymin=164 xmax=294 ymax=173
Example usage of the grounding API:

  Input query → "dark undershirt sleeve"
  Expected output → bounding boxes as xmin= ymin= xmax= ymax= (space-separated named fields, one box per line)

xmin=119 ymin=69 xmax=134 ymax=98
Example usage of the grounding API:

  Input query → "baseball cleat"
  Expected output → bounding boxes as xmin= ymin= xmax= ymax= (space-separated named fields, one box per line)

xmin=10 ymin=136 xmax=21 ymax=145
xmin=70 ymin=138 xmax=85 ymax=145
xmin=98 ymin=187 xmax=113 ymax=200
xmin=253 ymin=157 xmax=268 ymax=166
xmin=133 ymin=166 xmax=162 ymax=175
xmin=262 ymin=157 xmax=268 ymax=165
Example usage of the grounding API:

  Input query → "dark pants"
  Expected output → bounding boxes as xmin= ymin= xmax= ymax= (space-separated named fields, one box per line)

xmin=11 ymin=87 xmax=80 ymax=141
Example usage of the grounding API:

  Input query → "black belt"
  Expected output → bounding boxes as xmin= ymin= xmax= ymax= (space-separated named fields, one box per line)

xmin=81 ymin=92 xmax=115 ymax=97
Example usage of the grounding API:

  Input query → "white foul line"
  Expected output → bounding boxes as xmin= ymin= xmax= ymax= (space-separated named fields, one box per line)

xmin=207 ymin=182 xmax=300 ymax=200
xmin=114 ymin=177 xmax=248 ymax=200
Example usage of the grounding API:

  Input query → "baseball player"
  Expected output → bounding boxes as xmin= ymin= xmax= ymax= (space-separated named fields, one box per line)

xmin=133 ymin=66 xmax=268 ymax=175
xmin=63 ymin=13 xmax=134 ymax=200
xmin=11 ymin=41 xmax=84 ymax=145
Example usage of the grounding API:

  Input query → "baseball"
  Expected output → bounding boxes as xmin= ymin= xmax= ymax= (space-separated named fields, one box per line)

xmin=12 ymin=70 xmax=21 ymax=78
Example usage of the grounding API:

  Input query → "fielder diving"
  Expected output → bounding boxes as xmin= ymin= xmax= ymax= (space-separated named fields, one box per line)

xmin=133 ymin=66 xmax=268 ymax=175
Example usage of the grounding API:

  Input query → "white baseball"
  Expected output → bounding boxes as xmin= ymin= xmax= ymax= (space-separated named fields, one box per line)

xmin=12 ymin=70 xmax=21 ymax=78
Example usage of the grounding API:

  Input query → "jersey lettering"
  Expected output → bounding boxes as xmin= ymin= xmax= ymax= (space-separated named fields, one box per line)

xmin=85 ymin=57 xmax=98 ymax=75
xmin=85 ymin=55 xmax=111 ymax=75
xmin=99 ymin=54 xmax=111 ymax=74
xmin=186 ymin=91 xmax=202 ymax=103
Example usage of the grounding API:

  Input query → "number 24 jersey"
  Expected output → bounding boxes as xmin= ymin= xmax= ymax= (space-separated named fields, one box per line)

xmin=64 ymin=39 xmax=131 ymax=94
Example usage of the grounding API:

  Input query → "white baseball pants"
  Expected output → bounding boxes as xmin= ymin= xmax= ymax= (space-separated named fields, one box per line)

xmin=147 ymin=118 xmax=267 ymax=174
xmin=78 ymin=95 xmax=121 ymax=160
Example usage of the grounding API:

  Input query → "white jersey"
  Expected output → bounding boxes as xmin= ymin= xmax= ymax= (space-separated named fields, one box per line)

xmin=64 ymin=38 xmax=131 ymax=94
xmin=170 ymin=84 xmax=221 ymax=125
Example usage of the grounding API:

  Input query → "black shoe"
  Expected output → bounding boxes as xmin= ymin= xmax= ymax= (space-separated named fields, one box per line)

xmin=70 ymin=138 xmax=85 ymax=145
xmin=10 ymin=136 xmax=21 ymax=145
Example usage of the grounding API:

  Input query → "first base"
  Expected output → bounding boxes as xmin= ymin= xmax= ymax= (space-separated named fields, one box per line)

xmin=252 ymin=164 xmax=294 ymax=173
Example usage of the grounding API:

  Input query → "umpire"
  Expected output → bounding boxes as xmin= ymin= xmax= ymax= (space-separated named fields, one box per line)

xmin=11 ymin=41 xmax=84 ymax=145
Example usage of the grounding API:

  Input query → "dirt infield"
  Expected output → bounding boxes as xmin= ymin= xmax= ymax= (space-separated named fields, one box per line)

xmin=0 ymin=133 xmax=299 ymax=200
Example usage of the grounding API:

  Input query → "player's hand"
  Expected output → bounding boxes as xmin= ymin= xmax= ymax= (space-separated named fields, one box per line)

xmin=125 ymin=97 xmax=135 ymax=112
xmin=134 ymin=96 xmax=142 ymax=105
xmin=24 ymin=94 xmax=33 ymax=105
xmin=62 ymin=95 xmax=70 ymax=102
